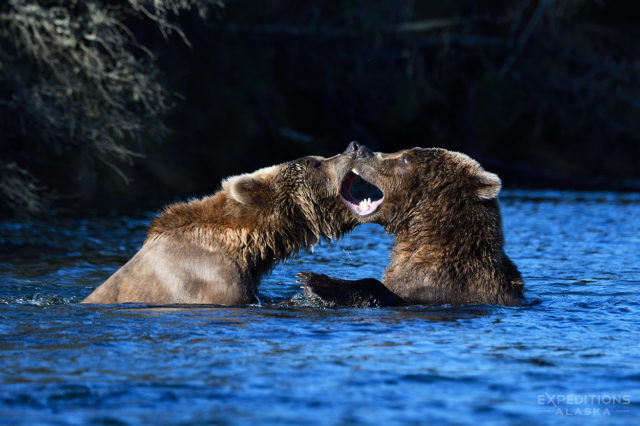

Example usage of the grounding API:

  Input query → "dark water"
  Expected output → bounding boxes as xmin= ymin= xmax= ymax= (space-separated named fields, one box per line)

xmin=1 ymin=190 xmax=639 ymax=425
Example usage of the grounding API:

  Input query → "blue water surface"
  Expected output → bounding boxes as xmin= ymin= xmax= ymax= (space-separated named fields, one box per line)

xmin=0 ymin=190 xmax=639 ymax=425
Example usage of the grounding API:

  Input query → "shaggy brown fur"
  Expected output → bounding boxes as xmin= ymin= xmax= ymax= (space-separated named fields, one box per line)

xmin=82 ymin=151 xmax=358 ymax=305
xmin=300 ymin=145 xmax=524 ymax=307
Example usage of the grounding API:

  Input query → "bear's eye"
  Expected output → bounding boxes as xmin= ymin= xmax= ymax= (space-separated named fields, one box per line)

xmin=310 ymin=160 xmax=322 ymax=169
xmin=399 ymin=154 xmax=411 ymax=167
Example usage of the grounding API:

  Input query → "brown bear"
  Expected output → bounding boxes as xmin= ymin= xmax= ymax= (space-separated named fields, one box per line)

xmin=299 ymin=144 xmax=524 ymax=307
xmin=81 ymin=148 xmax=359 ymax=305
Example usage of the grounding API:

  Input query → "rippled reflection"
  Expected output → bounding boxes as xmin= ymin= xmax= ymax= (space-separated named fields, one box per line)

xmin=1 ymin=190 xmax=639 ymax=423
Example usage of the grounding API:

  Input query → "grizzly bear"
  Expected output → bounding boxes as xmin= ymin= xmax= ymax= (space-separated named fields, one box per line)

xmin=299 ymin=144 xmax=524 ymax=307
xmin=81 ymin=149 xmax=358 ymax=305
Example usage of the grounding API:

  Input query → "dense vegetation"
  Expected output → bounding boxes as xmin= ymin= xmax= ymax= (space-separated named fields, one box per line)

xmin=1 ymin=0 xmax=639 ymax=217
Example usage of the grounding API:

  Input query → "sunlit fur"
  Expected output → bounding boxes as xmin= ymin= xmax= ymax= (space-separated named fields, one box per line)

xmin=82 ymin=153 xmax=357 ymax=305
xmin=303 ymin=147 xmax=524 ymax=306
xmin=366 ymin=147 xmax=523 ymax=305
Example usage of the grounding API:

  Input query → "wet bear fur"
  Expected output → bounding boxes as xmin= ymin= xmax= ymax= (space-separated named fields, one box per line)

xmin=82 ymin=152 xmax=357 ymax=305
xmin=300 ymin=146 xmax=524 ymax=307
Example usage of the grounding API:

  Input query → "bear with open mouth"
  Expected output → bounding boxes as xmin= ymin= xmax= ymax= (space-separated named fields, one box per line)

xmin=299 ymin=143 xmax=524 ymax=307
xmin=82 ymin=147 xmax=359 ymax=305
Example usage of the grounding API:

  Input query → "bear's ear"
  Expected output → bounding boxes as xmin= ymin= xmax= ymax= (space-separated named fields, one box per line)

xmin=223 ymin=166 xmax=277 ymax=205
xmin=228 ymin=175 xmax=270 ymax=205
xmin=475 ymin=170 xmax=502 ymax=200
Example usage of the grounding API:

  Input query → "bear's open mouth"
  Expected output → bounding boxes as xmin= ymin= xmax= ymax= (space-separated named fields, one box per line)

xmin=339 ymin=169 xmax=384 ymax=217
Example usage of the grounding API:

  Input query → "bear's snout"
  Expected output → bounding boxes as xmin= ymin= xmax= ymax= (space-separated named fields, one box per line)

xmin=345 ymin=141 xmax=361 ymax=153
xmin=356 ymin=144 xmax=373 ymax=159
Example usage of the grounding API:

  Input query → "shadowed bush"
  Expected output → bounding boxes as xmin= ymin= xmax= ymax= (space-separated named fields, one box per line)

xmin=159 ymin=0 xmax=639 ymax=197
xmin=0 ymin=0 xmax=220 ymax=217
xmin=1 ymin=0 xmax=639 ymax=218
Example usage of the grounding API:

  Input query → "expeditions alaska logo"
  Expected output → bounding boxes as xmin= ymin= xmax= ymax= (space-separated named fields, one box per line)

xmin=537 ymin=393 xmax=631 ymax=416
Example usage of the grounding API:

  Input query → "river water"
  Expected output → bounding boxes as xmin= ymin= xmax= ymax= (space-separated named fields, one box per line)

xmin=1 ymin=190 xmax=639 ymax=424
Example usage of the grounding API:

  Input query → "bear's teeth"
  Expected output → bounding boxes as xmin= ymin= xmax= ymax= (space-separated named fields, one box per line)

xmin=359 ymin=198 xmax=372 ymax=211
xmin=351 ymin=168 xmax=360 ymax=176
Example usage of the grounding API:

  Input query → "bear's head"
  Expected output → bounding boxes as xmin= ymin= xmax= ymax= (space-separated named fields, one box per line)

xmin=339 ymin=145 xmax=502 ymax=233
xmin=222 ymin=146 xmax=359 ymax=242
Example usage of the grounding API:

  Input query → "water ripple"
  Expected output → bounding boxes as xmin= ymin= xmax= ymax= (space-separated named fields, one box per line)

xmin=0 ymin=191 xmax=639 ymax=423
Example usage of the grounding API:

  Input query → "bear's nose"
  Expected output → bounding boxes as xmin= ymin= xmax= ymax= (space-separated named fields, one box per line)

xmin=356 ymin=144 xmax=373 ymax=159
xmin=345 ymin=141 xmax=361 ymax=153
